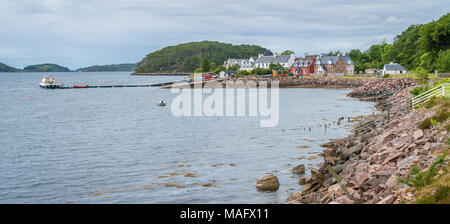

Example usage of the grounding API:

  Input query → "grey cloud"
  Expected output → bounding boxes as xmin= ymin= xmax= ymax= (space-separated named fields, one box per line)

xmin=0 ymin=0 xmax=448 ymax=69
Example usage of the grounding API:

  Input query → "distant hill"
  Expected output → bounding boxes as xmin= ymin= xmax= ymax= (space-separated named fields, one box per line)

xmin=23 ymin=64 xmax=71 ymax=72
xmin=76 ymin=63 xmax=137 ymax=72
xmin=135 ymin=41 xmax=272 ymax=73
xmin=0 ymin=62 xmax=21 ymax=72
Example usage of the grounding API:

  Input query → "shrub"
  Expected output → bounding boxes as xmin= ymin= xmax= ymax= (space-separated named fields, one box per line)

xmin=419 ymin=118 xmax=433 ymax=130
xmin=424 ymin=96 xmax=437 ymax=108
xmin=235 ymin=70 xmax=250 ymax=76
xmin=397 ymin=152 xmax=447 ymax=189
xmin=382 ymin=74 xmax=390 ymax=78
xmin=411 ymin=86 xmax=431 ymax=96
xmin=435 ymin=109 xmax=450 ymax=123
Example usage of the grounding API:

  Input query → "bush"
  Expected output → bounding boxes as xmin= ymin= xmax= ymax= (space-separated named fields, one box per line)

xmin=411 ymin=86 xmax=431 ymax=96
xmin=235 ymin=70 xmax=250 ymax=76
xmin=419 ymin=118 xmax=433 ymax=130
xmin=397 ymin=152 xmax=447 ymax=189
xmin=435 ymin=109 xmax=450 ymax=123
xmin=424 ymin=96 xmax=438 ymax=108
xmin=382 ymin=74 xmax=390 ymax=78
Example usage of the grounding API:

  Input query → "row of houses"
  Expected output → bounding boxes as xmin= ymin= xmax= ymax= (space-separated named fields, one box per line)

xmin=224 ymin=53 xmax=355 ymax=77
xmin=224 ymin=53 xmax=408 ymax=77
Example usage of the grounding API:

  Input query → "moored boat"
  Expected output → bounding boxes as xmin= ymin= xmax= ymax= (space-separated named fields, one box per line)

xmin=157 ymin=101 xmax=166 ymax=106
xmin=39 ymin=76 xmax=64 ymax=89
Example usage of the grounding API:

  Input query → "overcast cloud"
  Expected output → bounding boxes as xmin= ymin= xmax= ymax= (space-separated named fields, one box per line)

xmin=0 ymin=0 xmax=448 ymax=69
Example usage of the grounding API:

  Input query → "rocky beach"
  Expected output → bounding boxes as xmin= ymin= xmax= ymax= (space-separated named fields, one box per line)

xmin=285 ymin=78 xmax=449 ymax=204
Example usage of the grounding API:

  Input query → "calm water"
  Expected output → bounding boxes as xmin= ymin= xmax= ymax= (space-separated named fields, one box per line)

xmin=0 ymin=72 xmax=375 ymax=203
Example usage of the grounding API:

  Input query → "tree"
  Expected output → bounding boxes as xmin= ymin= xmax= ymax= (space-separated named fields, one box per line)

xmin=328 ymin=50 xmax=343 ymax=56
xmin=228 ymin=64 xmax=240 ymax=71
xmin=347 ymin=49 xmax=366 ymax=72
xmin=236 ymin=70 xmax=251 ymax=76
xmin=201 ymin=58 xmax=211 ymax=72
xmin=414 ymin=67 xmax=429 ymax=84
xmin=251 ymin=67 xmax=272 ymax=75
xmin=281 ymin=50 xmax=295 ymax=55
xmin=419 ymin=52 xmax=434 ymax=72
xmin=269 ymin=63 xmax=283 ymax=70
xmin=210 ymin=62 xmax=216 ymax=71
xmin=435 ymin=49 xmax=450 ymax=72
xmin=194 ymin=67 xmax=203 ymax=73
xmin=214 ymin=65 xmax=226 ymax=73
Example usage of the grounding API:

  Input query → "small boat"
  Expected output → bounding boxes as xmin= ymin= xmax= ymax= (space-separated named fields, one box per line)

xmin=73 ymin=85 xmax=89 ymax=88
xmin=39 ymin=76 xmax=64 ymax=89
xmin=157 ymin=101 xmax=166 ymax=106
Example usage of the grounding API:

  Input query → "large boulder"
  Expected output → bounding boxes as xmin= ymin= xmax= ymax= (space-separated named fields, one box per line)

xmin=255 ymin=174 xmax=280 ymax=191
xmin=291 ymin=164 xmax=306 ymax=174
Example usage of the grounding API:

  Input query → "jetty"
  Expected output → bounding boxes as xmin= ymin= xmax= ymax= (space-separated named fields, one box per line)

xmin=57 ymin=80 xmax=183 ymax=89
xmin=131 ymin=72 xmax=191 ymax=76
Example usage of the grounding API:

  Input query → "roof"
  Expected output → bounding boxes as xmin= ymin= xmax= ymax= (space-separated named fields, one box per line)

xmin=292 ymin=59 xmax=313 ymax=67
xmin=342 ymin=56 xmax=354 ymax=65
xmin=384 ymin=62 xmax=407 ymax=71
xmin=255 ymin=55 xmax=291 ymax=64
xmin=315 ymin=56 xmax=354 ymax=65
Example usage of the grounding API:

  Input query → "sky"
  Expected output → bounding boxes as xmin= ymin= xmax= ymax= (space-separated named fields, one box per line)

xmin=0 ymin=0 xmax=448 ymax=70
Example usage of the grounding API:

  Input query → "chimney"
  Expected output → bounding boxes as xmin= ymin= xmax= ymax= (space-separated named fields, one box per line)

xmin=303 ymin=53 xmax=307 ymax=59
xmin=258 ymin=54 xmax=264 ymax=59
xmin=274 ymin=52 xmax=279 ymax=57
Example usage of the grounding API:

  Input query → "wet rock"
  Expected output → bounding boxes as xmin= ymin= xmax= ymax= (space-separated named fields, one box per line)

xmin=255 ymin=174 xmax=280 ymax=191
xmin=298 ymin=176 xmax=311 ymax=185
xmin=291 ymin=164 xmax=306 ymax=174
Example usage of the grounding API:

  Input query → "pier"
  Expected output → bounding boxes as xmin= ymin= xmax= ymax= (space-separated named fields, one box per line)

xmin=131 ymin=72 xmax=191 ymax=76
xmin=58 ymin=80 xmax=182 ymax=89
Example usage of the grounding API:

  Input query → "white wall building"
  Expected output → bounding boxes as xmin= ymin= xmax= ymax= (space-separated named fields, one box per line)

xmin=382 ymin=62 xmax=407 ymax=75
xmin=254 ymin=53 xmax=296 ymax=69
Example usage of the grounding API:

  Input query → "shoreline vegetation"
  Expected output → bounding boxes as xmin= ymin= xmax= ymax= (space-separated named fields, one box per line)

xmin=284 ymin=78 xmax=449 ymax=204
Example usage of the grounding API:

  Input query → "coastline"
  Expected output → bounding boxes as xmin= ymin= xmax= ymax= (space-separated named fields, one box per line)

xmin=163 ymin=77 xmax=376 ymax=89
xmin=287 ymin=78 xmax=449 ymax=204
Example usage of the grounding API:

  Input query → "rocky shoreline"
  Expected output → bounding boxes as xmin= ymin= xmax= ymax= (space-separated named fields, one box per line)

xmin=286 ymin=78 xmax=449 ymax=204
xmin=173 ymin=77 xmax=377 ymax=89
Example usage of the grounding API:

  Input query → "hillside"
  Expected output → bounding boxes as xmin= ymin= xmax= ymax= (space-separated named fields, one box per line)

xmin=23 ymin=64 xmax=71 ymax=72
xmin=135 ymin=41 xmax=272 ymax=73
xmin=76 ymin=63 xmax=137 ymax=72
xmin=0 ymin=62 xmax=21 ymax=72
xmin=347 ymin=13 xmax=450 ymax=73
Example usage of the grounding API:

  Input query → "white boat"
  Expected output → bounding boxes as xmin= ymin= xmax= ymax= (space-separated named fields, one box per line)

xmin=39 ymin=76 xmax=64 ymax=89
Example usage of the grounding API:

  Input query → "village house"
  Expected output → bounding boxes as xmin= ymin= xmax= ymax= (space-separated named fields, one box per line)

xmin=290 ymin=54 xmax=317 ymax=76
xmin=313 ymin=54 xmax=355 ymax=76
xmin=224 ymin=59 xmax=248 ymax=68
xmin=224 ymin=56 xmax=258 ymax=71
xmin=219 ymin=70 xmax=236 ymax=78
xmin=365 ymin=68 xmax=380 ymax=75
xmin=254 ymin=53 xmax=296 ymax=69
xmin=382 ymin=62 xmax=407 ymax=75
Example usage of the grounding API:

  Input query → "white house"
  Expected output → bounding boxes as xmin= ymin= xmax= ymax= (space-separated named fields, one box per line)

xmin=254 ymin=53 xmax=296 ymax=69
xmin=219 ymin=70 xmax=236 ymax=78
xmin=382 ymin=62 xmax=407 ymax=75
